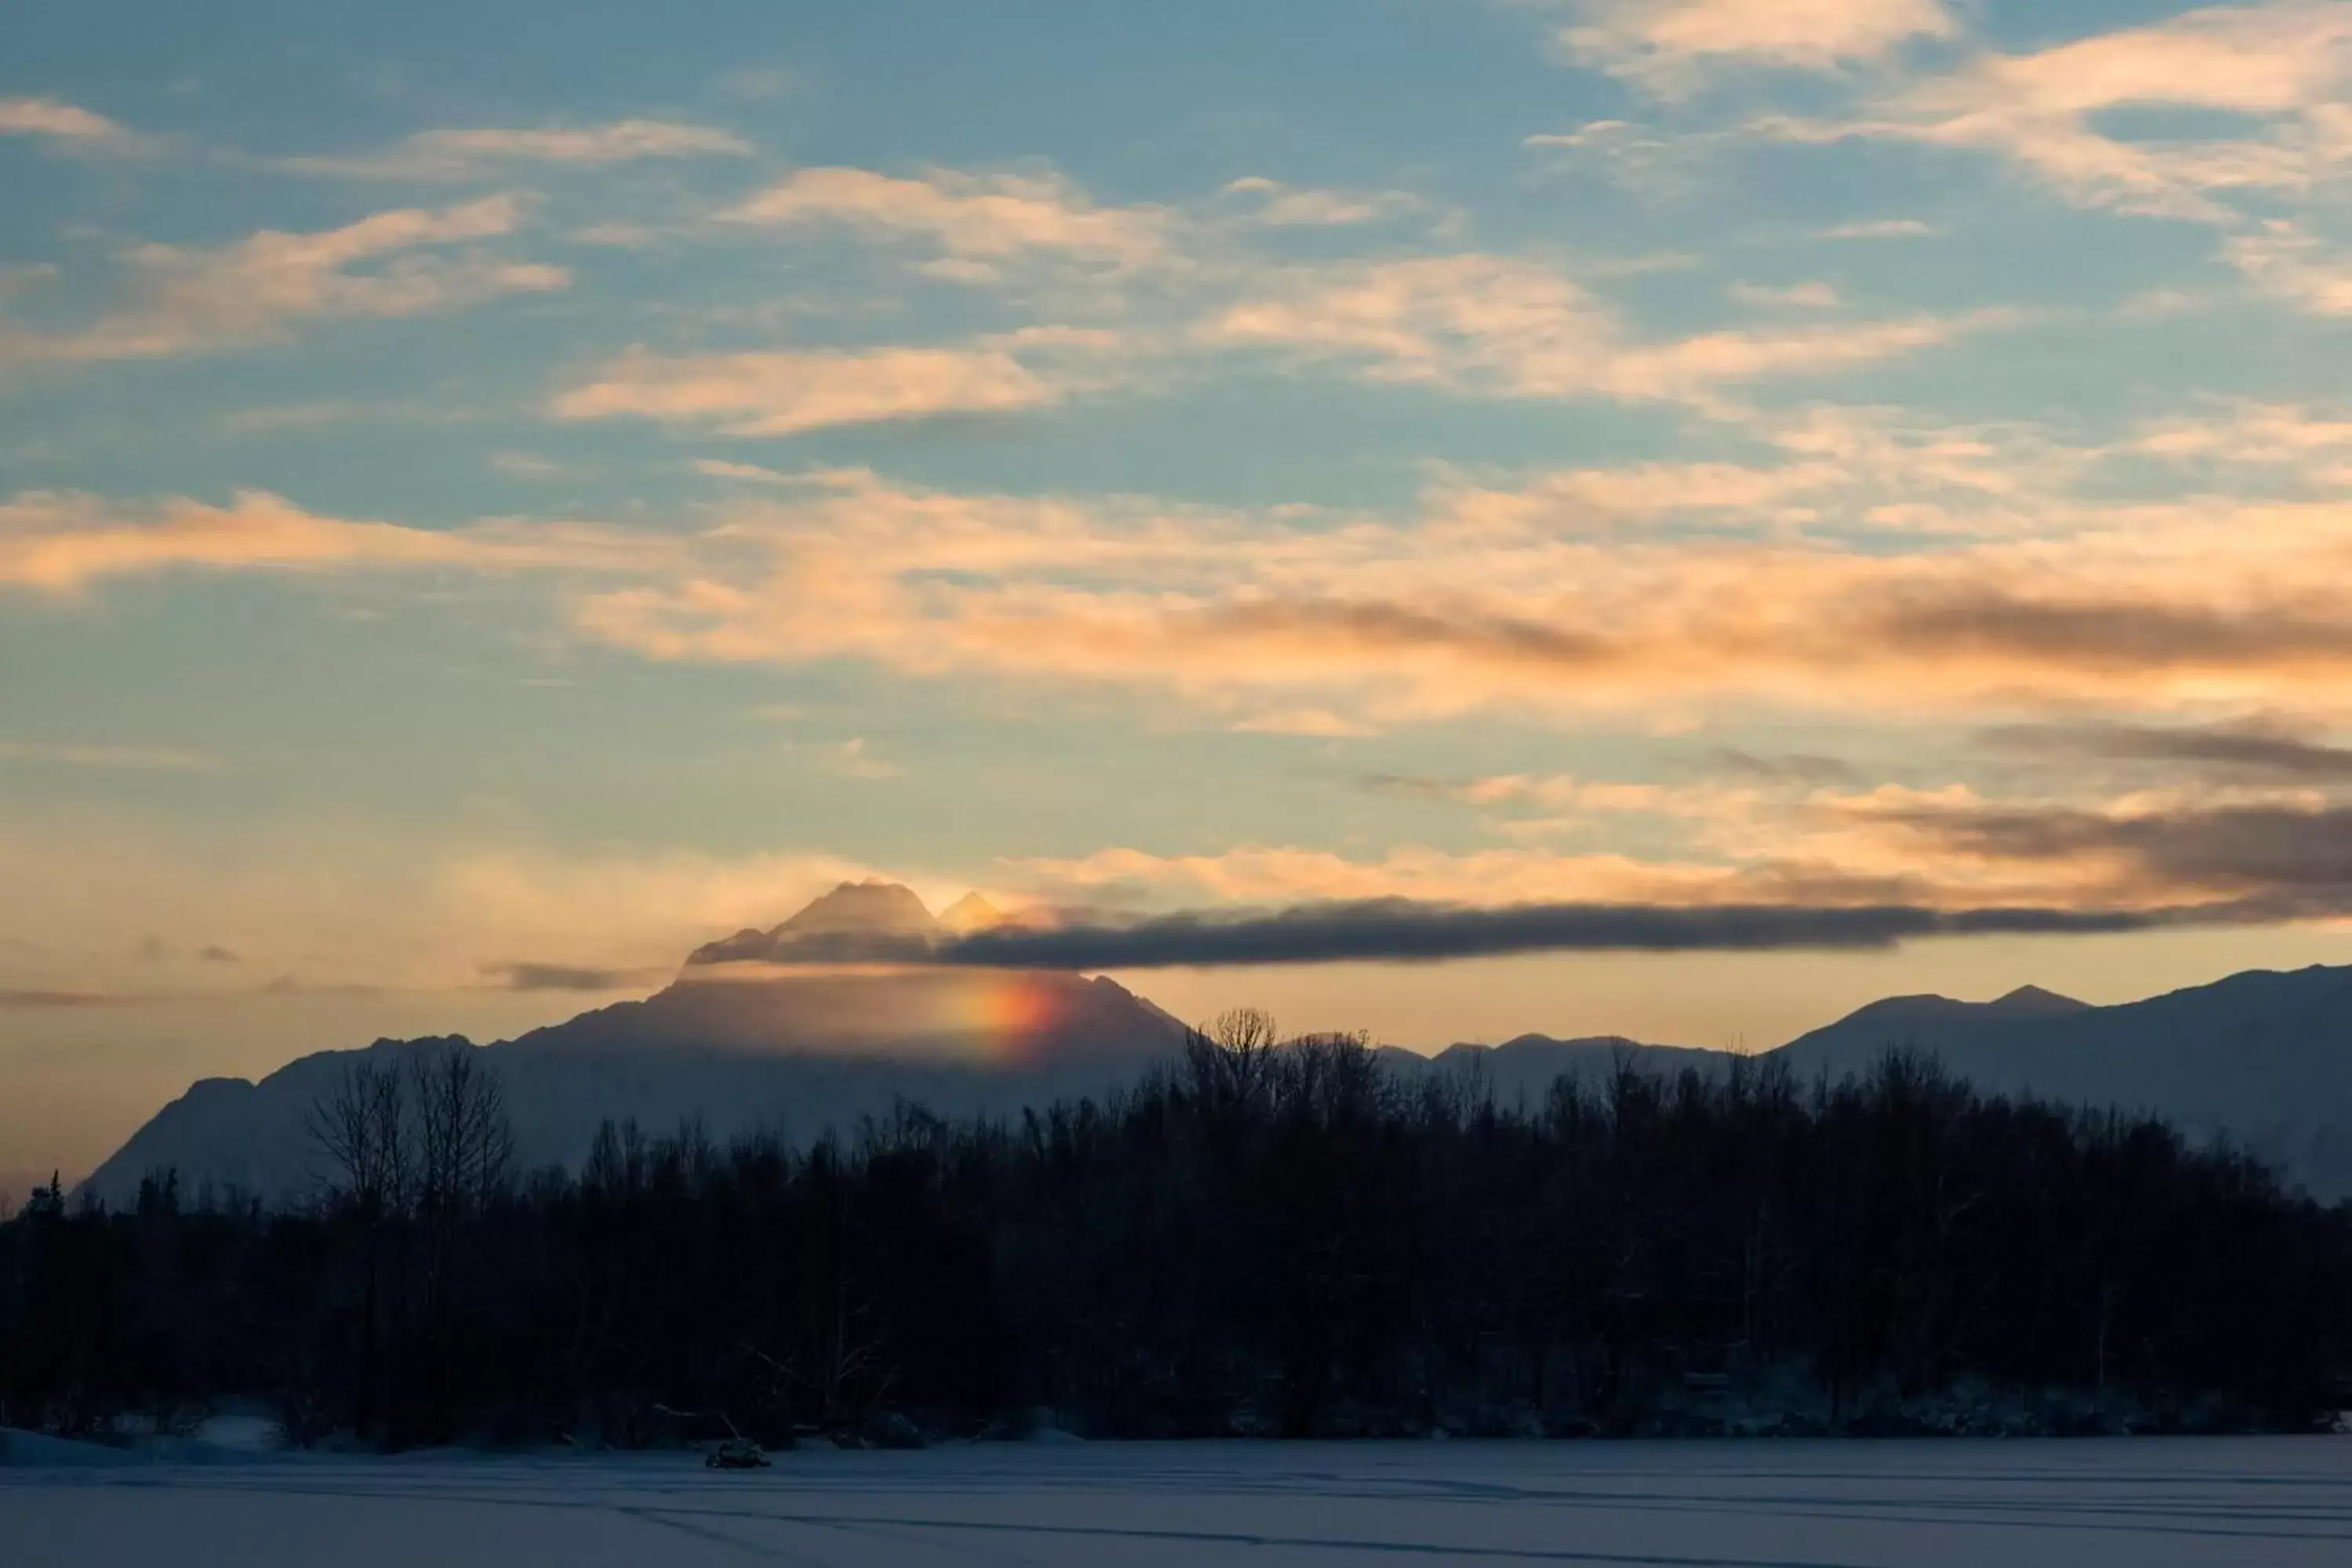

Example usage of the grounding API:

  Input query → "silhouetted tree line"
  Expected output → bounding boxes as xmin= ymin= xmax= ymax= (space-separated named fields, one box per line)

xmin=5 ymin=1018 xmax=2350 ymax=1446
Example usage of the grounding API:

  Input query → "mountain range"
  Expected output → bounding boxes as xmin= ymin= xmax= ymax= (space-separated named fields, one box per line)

xmin=78 ymin=881 xmax=2352 ymax=1204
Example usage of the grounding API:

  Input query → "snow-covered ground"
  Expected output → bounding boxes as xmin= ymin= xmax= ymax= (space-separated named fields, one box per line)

xmin=6 ymin=1434 xmax=2352 ymax=1565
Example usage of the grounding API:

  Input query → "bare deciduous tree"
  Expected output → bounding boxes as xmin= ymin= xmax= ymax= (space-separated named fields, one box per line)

xmin=307 ymin=1058 xmax=409 ymax=1215
xmin=307 ymin=1056 xmax=416 ymax=1439
xmin=413 ymin=1045 xmax=516 ymax=1218
xmin=1185 ymin=1006 xmax=1281 ymax=1117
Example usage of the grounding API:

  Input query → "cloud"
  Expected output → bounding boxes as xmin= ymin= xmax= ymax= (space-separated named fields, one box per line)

xmin=1200 ymin=253 xmax=1999 ymax=406
xmin=1820 ymin=219 xmax=1937 ymax=239
xmin=0 ymin=488 xmax=666 ymax=596
xmin=1730 ymin=281 xmax=1840 ymax=309
xmin=1862 ymin=584 xmax=2352 ymax=671
xmin=0 ymin=740 xmax=216 ymax=771
xmin=282 ymin=120 xmax=751 ymax=178
xmin=1218 ymin=176 xmax=1428 ymax=228
xmin=806 ymin=737 xmax=901 ymax=780
xmin=479 ymin=960 xmax=665 ymax=993
xmin=26 ymin=416 xmax=2352 ymax=736
xmin=2227 ymin=223 xmax=2352 ymax=315
xmin=554 ymin=459 xmax=2352 ymax=729
xmin=0 ymin=489 xmax=481 ymax=592
xmin=1542 ymin=0 xmax=1958 ymax=94
xmin=1203 ymin=254 xmax=1612 ymax=384
xmin=0 ymin=96 xmax=153 ymax=156
xmin=938 ymin=896 xmax=2176 ymax=967
xmin=1229 ymin=707 xmax=1380 ymax=738
xmin=1980 ymin=721 xmax=2352 ymax=782
xmin=1366 ymin=771 xmax=1745 ymax=822
xmin=489 ymin=452 xmax=583 ymax=482
xmin=0 ymin=989 xmax=122 ymax=1008
xmin=1859 ymin=795 xmax=2352 ymax=907
xmin=1766 ymin=2 xmax=2352 ymax=223
xmin=550 ymin=344 xmax=1079 ymax=435
xmin=1704 ymin=748 xmax=1863 ymax=786
xmin=2132 ymin=401 xmax=2352 ymax=473
xmin=1004 ymin=842 xmax=1762 ymax=908
xmin=696 ymin=894 xmax=2190 ymax=970
xmin=722 ymin=165 xmax=1167 ymax=268
xmin=0 ymin=810 xmax=898 ymax=1000
xmin=2 ymin=195 xmax=566 ymax=365
xmin=692 ymin=459 xmax=804 ymax=485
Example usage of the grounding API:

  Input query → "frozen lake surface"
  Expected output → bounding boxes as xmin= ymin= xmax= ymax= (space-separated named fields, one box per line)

xmin=8 ymin=1435 xmax=2352 ymax=1565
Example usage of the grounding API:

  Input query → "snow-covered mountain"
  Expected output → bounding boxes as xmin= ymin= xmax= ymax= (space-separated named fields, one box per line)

xmin=75 ymin=879 xmax=2352 ymax=1203
xmin=1472 ymin=968 xmax=2352 ymax=1195
xmin=80 ymin=882 xmax=1185 ymax=1208
xmin=1770 ymin=967 xmax=2352 ymax=1195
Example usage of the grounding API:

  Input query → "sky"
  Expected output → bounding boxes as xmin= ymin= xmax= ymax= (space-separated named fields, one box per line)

xmin=8 ymin=0 xmax=2352 ymax=1183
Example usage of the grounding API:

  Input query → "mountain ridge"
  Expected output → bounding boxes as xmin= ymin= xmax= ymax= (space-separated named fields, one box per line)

xmin=74 ymin=883 xmax=2352 ymax=1203
xmin=80 ymin=884 xmax=1182 ymax=1207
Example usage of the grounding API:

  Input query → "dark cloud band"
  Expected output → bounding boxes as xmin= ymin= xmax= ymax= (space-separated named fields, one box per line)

xmin=1982 ymin=721 xmax=2352 ymax=781
xmin=935 ymin=898 xmax=2179 ymax=968
xmin=691 ymin=897 xmax=2245 ymax=973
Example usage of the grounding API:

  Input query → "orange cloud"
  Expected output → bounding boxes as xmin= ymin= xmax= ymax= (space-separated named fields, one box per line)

xmin=1201 ymin=253 xmax=2008 ymax=405
xmin=1550 ymin=0 xmax=1958 ymax=93
xmin=551 ymin=345 xmax=1075 ymax=435
xmin=2 ymin=195 xmax=565 ymax=365
xmin=1767 ymin=2 xmax=2352 ymax=223
xmin=0 ymin=96 xmax=156 ymax=157
xmin=0 ymin=488 xmax=665 ymax=595
xmin=723 ymin=165 xmax=1167 ymax=268
xmin=2228 ymin=223 xmax=2352 ymax=316
xmin=558 ymin=463 xmax=2352 ymax=726
xmin=282 ymin=120 xmax=751 ymax=177
xmin=27 ymin=437 xmax=2352 ymax=731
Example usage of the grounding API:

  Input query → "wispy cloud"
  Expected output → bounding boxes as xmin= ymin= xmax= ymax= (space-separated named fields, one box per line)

xmin=0 ymin=96 xmax=156 ymax=156
xmin=488 ymin=451 xmax=586 ymax=481
xmin=281 ymin=119 xmax=751 ymax=178
xmin=1980 ymin=720 xmax=2352 ymax=782
xmin=32 ymin=428 xmax=2352 ymax=732
xmin=0 ymin=488 xmax=664 ymax=595
xmin=1 ymin=195 xmax=566 ymax=365
xmin=0 ymin=989 xmax=124 ymax=1008
xmin=1537 ymin=0 xmax=1959 ymax=95
xmin=1763 ymin=2 xmax=2352 ymax=224
xmin=478 ymin=960 xmax=666 ymax=993
xmin=559 ymin=459 xmax=2352 ymax=728
xmin=0 ymin=811 xmax=895 ymax=1000
xmin=1820 ymin=218 xmax=1937 ymax=240
xmin=691 ymin=459 xmax=803 ymax=485
xmin=805 ymin=737 xmax=902 ymax=780
xmin=722 ymin=165 xmax=1168 ymax=269
xmin=552 ymin=343 xmax=1083 ymax=435
xmin=1217 ymin=176 xmax=1431 ymax=228
xmin=2227 ymin=223 xmax=2352 ymax=316
xmin=1201 ymin=252 xmax=2008 ymax=407
xmin=1730 ymin=281 xmax=1841 ymax=309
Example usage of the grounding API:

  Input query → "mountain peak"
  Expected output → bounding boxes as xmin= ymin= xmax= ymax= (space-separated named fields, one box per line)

xmin=939 ymin=891 xmax=1004 ymax=934
xmin=775 ymin=880 xmax=941 ymax=940
xmin=1988 ymin=984 xmax=2089 ymax=1015
xmin=686 ymin=881 xmax=942 ymax=967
